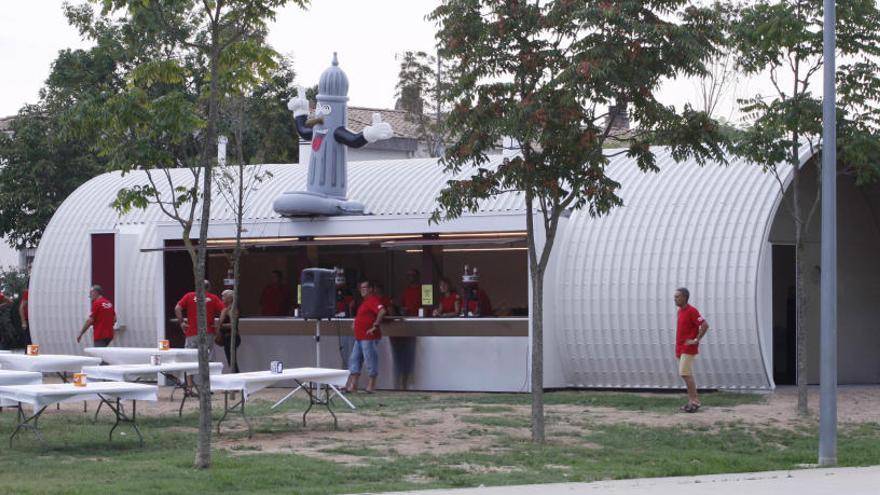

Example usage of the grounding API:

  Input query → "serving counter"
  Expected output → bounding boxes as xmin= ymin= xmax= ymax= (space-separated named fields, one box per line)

xmin=238 ymin=317 xmax=528 ymax=337
xmin=233 ymin=317 xmax=530 ymax=392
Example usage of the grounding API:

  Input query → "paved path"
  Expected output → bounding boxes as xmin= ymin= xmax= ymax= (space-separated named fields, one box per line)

xmin=365 ymin=466 xmax=880 ymax=495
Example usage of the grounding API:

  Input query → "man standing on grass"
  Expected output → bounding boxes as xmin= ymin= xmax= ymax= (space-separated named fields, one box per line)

xmin=674 ymin=287 xmax=709 ymax=413
xmin=77 ymin=285 xmax=116 ymax=347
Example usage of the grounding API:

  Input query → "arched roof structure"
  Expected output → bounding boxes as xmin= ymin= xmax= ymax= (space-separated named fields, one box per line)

xmin=29 ymin=149 xmax=807 ymax=389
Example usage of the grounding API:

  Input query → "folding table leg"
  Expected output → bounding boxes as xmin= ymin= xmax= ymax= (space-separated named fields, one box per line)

xmin=103 ymin=395 xmax=144 ymax=447
xmin=326 ymin=384 xmax=356 ymax=410
xmin=216 ymin=390 xmax=251 ymax=438
xmin=164 ymin=371 xmax=186 ymax=402
xmin=322 ymin=385 xmax=338 ymax=429
xmin=300 ymin=382 xmax=338 ymax=429
xmin=9 ymin=403 xmax=48 ymax=447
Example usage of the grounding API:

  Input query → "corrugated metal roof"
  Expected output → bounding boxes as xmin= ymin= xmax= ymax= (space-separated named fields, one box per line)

xmin=546 ymin=147 xmax=812 ymax=390
xmin=28 ymin=155 xmax=519 ymax=355
xmin=98 ymin=154 xmax=520 ymax=226
xmin=29 ymin=148 xmax=810 ymax=390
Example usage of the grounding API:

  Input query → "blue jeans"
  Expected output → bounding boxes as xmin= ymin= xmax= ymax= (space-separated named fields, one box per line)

xmin=349 ymin=339 xmax=379 ymax=377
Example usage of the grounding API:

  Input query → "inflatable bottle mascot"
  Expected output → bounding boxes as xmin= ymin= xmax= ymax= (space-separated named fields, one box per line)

xmin=273 ymin=53 xmax=394 ymax=216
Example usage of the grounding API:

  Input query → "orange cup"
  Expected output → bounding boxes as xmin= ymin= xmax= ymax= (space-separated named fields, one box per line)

xmin=159 ymin=340 xmax=170 ymax=351
xmin=26 ymin=344 xmax=39 ymax=356
xmin=73 ymin=373 xmax=87 ymax=387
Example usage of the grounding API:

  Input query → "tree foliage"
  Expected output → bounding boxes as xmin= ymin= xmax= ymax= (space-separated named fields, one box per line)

xmin=79 ymin=0 xmax=305 ymax=469
xmin=430 ymin=0 xmax=728 ymax=443
xmin=731 ymin=0 xmax=880 ymax=414
xmin=0 ymin=2 xmax=298 ymax=250
xmin=395 ymin=50 xmax=452 ymax=156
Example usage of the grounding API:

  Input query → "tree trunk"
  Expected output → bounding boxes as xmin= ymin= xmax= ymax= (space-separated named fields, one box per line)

xmin=525 ymin=194 xmax=544 ymax=444
xmin=193 ymin=40 xmax=221 ymax=470
xmin=789 ymin=128 xmax=809 ymax=416
xmin=530 ymin=266 xmax=544 ymax=443
xmin=231 ymin=115 xmax=246 ymax=373
xmin=795 ymin=217 xmax=809 ymax=416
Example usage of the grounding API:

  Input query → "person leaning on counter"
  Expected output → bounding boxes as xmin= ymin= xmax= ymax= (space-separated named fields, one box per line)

xmin=432 ymin=277 xmax=461 ymax=317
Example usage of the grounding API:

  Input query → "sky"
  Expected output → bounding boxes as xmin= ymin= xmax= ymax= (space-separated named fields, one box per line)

xmin=0 ymin=1 xmax=442 ymax=117
xmin=0 ymin=1 xmax=759 ymax=121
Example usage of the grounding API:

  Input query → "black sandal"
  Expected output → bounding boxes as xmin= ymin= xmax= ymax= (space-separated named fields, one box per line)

xmin=680 ymin=403 xmax=698 ymax=413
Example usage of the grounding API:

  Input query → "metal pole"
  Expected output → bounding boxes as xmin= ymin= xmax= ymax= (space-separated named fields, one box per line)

xmin=819 ymin=0 xmax=837 ymax=467
xmin=315 ymin=320 xmax=321 ymax=368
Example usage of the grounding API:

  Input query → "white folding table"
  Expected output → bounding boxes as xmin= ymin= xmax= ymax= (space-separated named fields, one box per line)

xmin=210 ymin=367 xmax=351 ymax=437
xmin=0 ymin=370 xmax=43 ymax=407
xmin=0 ymin=382 xmax=158 ymax=447
xmin=84 ymin=347 xmax=197 ymax=365
xmin=82 ymin=362 xmax=224 ymax=416
xmin=0 ymin=354 xmax=102 ymax=374
xmin=0 ymin=354 xmax=104 ymax=412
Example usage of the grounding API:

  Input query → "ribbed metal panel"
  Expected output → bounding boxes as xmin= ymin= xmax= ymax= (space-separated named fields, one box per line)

xmin=546 ymin=148 xmax=811 ymax=390
xmin=31 ymin=149 xmax=809 ymax=390
xmin=29 ymin=156 xmax=520 ymax=355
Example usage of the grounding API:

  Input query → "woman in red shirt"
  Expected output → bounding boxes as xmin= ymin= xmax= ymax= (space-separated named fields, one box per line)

xmin=432 ymin=278 xmax=461 ymax=317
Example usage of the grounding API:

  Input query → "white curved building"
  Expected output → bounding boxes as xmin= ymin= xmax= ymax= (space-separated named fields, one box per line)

xmin=27 ymin=148 xmax=880 ymax=390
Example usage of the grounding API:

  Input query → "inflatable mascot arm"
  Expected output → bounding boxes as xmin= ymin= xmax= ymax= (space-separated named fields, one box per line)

xmin=288 ymin=86 xmax=393 ymax=147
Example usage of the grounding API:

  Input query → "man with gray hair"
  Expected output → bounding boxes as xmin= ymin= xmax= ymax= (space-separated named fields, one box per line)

xmin=77 ymin=285 xmax=116 ymax=347
xmin=674 ymin=287 xmax=709 ymax=412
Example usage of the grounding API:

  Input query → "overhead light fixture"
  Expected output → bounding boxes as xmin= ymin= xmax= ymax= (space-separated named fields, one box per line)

xmin=444 ymin=247 xmax=529 ymax=252
xmin=313 ymin=234 xmax=421 ymax=241
xmin=404 ymin=247 xmax=528 ymax=253
xmin=438 ymin=231 xmax=527 ymax=238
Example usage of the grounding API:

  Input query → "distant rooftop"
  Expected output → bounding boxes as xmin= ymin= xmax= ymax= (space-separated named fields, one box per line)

xmin=0 ymin=116 xmax=14 ymax=133
xmin=0 ymin=107 xmax=429 ymax=140
xmin=346 ymin=106 xmax=425 ymax=140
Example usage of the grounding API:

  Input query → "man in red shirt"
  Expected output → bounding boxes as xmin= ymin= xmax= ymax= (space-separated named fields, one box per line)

xmin=259 ymin=270 xmax=292 ymax=316
xmin=77 ymin=285 xmax=116 ymax=347
xmin=345 ymin=280 xmax=387 ymax=394
xmin=174 ymin=280 xmax=225 ymax=361
xmin=394 ymin=270 xmax=421 ymax=389
xmin=400 ymin=269 xmax=422 ymax=317
xmin=175 ymin=280 xmax=225 ymax=392
xmin=674 ymin=287 xmax=709 ymax=413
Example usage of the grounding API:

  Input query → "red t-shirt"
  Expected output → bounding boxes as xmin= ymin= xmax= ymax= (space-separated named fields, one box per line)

xmin=401 ymin=285 xmax=421 ymax=316
xmin=177 ymin=291 xmax=225 ymax=336
xmin=465 ymin=289 xmax=493 ymax=316
xmin=353 ymin=295 xmax=385 ymax=341
xmin=260 ymin=284 xmax=290 ymax=316
xmin=0 ymin=292 xmax=9 ymax=305
xmin=91 ymin=296 xmax=116 ymax=340
xmin=378 ymin=295 xmax=393 ymax=312
xmin=439 ymin=292 xmax=461 ymax=315
xmin=676 ymin=304 xmax=706 ymax=357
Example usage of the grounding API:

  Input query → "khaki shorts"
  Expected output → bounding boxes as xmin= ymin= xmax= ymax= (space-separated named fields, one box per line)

xmin=679 ymin=353 xmax=696 ymax=376
xmin=185 ymin=335 xmax=214 ymax=361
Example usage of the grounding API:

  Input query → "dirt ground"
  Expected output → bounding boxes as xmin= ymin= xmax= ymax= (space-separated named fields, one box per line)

xmin=39 ymin=384 xmax=880 ymax=464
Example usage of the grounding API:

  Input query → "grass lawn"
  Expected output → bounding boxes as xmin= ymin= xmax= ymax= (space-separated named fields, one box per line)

xmin=0 ymin=390 xmax=877 ymax=494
